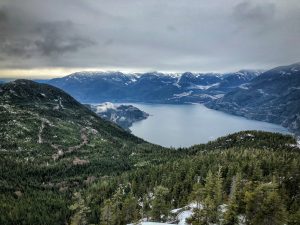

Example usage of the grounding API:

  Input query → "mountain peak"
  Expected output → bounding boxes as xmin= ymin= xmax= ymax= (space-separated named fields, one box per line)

xmin=0 ymin=79 xmax=81 ymax=109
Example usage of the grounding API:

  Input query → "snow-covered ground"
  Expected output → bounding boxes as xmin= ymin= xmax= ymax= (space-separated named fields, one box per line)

xmin=129 ymin=203 xmax=201 ymax=225
xmin=173 ymin=91 xmax=193 ymax=98
xmin=128 ymin=222 xmax=174 ymax=225
xmin=127 ymin=202 xmax=249 ymax=225
xmin=177 ymin=210 xmax=192 ymax=225
xmin=189 ymin=82 xmax=220 ymax=90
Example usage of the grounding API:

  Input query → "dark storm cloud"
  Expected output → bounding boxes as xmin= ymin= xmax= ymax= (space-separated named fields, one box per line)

xmin=0 ymin=6 xmax=94 ymax=59
xmin=34 ymin=21 xmax=94 ymax=56
xmin=0 ymin=0 xmax=299 ymax=73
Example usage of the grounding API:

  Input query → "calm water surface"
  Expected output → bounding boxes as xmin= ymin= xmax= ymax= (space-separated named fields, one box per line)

xmin=128 ymin=103 xmax=290 ymax=148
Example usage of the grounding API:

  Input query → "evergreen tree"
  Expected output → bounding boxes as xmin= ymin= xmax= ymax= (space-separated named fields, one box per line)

xmin=214 ymin=167 xmax=223 ymax=211
xmin=141 ymin=194 xmax=151 ymax=221
xmin=151 ymin=186 xmax=170 ymax=221
xmin=100 ymin=199 xmax=113 ymax=225
xmin=188 ymin=170 xmax=223 ymax=225
xmin=288 ymin=208 xmax=300 ymax=225
xmin=123 ymin=193 xmax=139 ymax=223
xmin=224 ymin=173 xmax=242 ymax=225
xmin=245 ymin=182 xmax=287 ymax=225
xmin=189 ymin=183 xmax=206 ymax=225
xmin=69 ymin=192 xmax=91 ymax=225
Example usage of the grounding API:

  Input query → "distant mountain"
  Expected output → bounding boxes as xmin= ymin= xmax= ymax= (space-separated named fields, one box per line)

xmin=86 ymin=102 xmax=149 ymax=131
xmin=46 ymin=70 xmax=261 ymax=104
xmin=206 ymin=63 xmax=300 ymax=136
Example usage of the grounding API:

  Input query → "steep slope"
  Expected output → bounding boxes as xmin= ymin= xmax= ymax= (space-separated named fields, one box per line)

xmin=0 ymin=80 xmax=179 ymax=175
xmin=0 ymin=80 xmax=180 ymax=224
xmin=46 ymin=70 xmax=261 ymax=104
xmin=206 ymin=63 xmax=300 ymax=136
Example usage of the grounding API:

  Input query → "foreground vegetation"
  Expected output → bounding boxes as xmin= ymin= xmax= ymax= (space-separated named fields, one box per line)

xmin=0 ymin=80 xmax=299 ymax=225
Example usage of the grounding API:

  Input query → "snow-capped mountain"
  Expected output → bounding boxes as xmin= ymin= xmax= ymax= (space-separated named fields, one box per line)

xmin=206 ymin=62 xmax=300 ymax=136
xmin=46 ymin=70 xmax=261 ymax=104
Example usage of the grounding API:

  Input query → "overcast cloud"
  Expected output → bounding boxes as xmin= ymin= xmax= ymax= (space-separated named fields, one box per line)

xmin=0 ymin=0 xmax=299 ymax=76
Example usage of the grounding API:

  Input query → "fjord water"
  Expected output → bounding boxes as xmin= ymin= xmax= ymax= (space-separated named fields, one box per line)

xmin=129 ymin=103 xmax=290 ymax=147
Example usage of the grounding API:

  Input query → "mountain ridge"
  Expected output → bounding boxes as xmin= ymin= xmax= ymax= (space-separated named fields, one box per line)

xmin=206 ymin=62 xmax=300 ymax=136
xmin=45 ymin=70 xmax=261 ymax=104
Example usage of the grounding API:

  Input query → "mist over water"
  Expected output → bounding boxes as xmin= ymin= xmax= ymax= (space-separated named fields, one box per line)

xmin=129 ymin=103 xmax=290 ymax=148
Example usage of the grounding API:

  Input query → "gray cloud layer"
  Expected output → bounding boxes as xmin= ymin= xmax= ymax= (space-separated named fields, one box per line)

xmin=0 ymin=0 xmax=299 ymax=72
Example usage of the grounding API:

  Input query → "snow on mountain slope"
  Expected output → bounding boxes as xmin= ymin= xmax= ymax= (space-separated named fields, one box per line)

xmin=46 ymin=70 xmax=261 ymax=104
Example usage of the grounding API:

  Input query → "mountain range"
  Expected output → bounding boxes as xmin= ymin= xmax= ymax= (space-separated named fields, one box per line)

xmin=45 ymin=70 xmax=261 ymax=104
xmin=42 ymin=63 xmax=300 ymax=137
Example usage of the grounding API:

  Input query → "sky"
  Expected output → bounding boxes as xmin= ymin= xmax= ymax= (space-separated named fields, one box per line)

xmin=0 ymin=0 xmax=299 ymax=78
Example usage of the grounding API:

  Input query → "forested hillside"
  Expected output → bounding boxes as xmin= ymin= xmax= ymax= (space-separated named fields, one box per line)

xmin=0 ymin=80 xmax=181 ymax=224
xmin=207 ymin=63 xmax=300 ymax=136
xmin=0 ymin=80 xmax=299 ymax=225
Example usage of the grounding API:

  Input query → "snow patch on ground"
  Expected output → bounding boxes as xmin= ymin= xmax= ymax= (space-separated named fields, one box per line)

xmin=189 ymin=83 xmax=220 ymax=90
xmin=239 ymin=83 xmax=249 ymax=90
xmin=291 ymin=67 xmax=299 ymax=72
xmin=257 ymin=89 xmax=269 ymax=96
xmin=173 ymin=91 xmax=193 ymax=98
xmin=286 ymin=140 xmax=300 ymax=149
xmin=128 ymin=222 xmax=174 ymax=225
xmin=177 ymin=210 xmax=192 ymax=225
xmin=213 ymin=94 xmax=225 ymax=99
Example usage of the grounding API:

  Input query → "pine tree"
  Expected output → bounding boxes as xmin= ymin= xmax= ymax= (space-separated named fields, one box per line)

xmin=214 ymin=167 xmax=223 ymax=209
xmin=123 ymin=193 xmax=139 ymax=223
xmin=224 ymin=173 xmax=242 ymax=225
xmin=189 ymin=183 xmax=206 ymax=224
xmin=101 ymin=199 xmax=113 ymax=225
xmin=69 ymin=192 xmax=91 ymax=225
xmin=112 ymin=187 xmax=126 ymax=225
xmin=188 ymin=170 xmax=223 ymax=225
xmin=151 ymin=186 xmax=170 ymax=221
xmin=141 ymin=194 xmax=151 ymax=221
xmin=245 ymin=182 xmax=287 ymax=225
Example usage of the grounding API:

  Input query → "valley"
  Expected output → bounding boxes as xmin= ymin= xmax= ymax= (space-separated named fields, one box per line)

xmin=41 ymin=62 xmax=300 ymax=138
